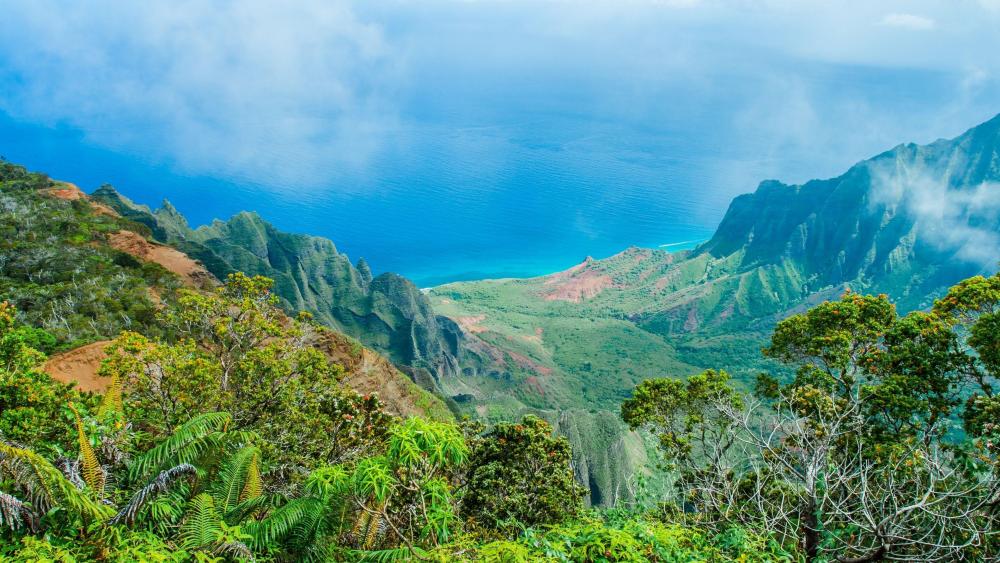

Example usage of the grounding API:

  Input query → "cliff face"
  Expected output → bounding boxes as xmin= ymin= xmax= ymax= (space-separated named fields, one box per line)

xmin=697 ymin=113 xmax=1000 ymax=313
xmin=92 ymin=188 xmax=480 ymax=394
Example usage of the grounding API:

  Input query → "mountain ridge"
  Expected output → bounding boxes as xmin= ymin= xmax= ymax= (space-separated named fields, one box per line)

xmin=430 ymin=111 xmax=1000 ymax=505
xmin=92 ymin=187 xmax=489 ymax=398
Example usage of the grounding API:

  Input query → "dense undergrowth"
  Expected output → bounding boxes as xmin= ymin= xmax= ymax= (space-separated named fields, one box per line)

xmin=0 ymin=161 xmax=179 ymax=352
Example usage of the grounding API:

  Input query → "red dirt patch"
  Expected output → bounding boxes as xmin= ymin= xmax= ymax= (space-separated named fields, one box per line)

xmin=312 ymin=330 xmax=442 ymax=419
xmin=43 ymin=341 xmax=112 ymax=393
xmin=654 ymin=270 xmax=679 ymax=292
xmin=456 ymin=314 xmax=488 ymax=334
xmin=43 ymin=182 xmax=86 ymax=201
xmin=42 ymin=182 xmax=119 ymax=217
xmin=520 ymin=327 xmax=544 ymax=346
xmin=684 ymin=306 xmax=700 ymax=332
xmin=541 ymin=258 xmax=614 ymax=302
xmin=108 ymin=230 xmax=214 ymax=288
xmin=506 ymin=350 xmax=553 ymax=376
xmin=718 ymin=301 xmax=736 ymax=321
xmin=524 ymin=375 xmax=546 ymax=396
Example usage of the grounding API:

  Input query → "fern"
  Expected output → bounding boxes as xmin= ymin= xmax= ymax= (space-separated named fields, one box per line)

xmin=129 ymin=412 xmax=233 ymax=480
xmin=69 ymin=403 xmax=105 ymax=496
xmin=179 ymin=493 xmax=222 ymax=550
xmin=110 ymin=463 xmax=197 ymax=526
xmin=245 ymin=496 xmax=324 ymax=548
xmin=213 ymin=539 xmax=255 ymax=561
xmin=0 ymin=442 xmax=111 ymax=522
xmin=98 ymin=373 xmax=123 ymax=416
xmin=0 ymin=491 xmax=31 ymax=530
xmin=354 ymin=546 xmax=429 ymax=562
xmin=239 ymin=452 xmax=263 ymax=504
xmin=211 ymin=446 xmax=259 ymax=513
xmin=363 ymin=506 xmax=384 ymax=549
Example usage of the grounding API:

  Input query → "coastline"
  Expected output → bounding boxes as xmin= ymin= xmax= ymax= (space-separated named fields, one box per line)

xmin=415 ymin=239 xmax=706 ymax=290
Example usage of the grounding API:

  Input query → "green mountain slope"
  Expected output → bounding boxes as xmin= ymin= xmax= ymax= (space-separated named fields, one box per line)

xmin=430 ymin=112 xmax=1000 ymax=505
xmin=93 ymin=188 xmax=486 ymax=395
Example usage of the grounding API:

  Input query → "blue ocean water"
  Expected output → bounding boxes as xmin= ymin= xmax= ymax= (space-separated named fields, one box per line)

xmin=1 ymin=62 xmax=993 ymax=287
xmin=0 ymin=111 xmax=741 ymax=287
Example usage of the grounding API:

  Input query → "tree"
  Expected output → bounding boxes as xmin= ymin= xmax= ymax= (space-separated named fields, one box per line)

xmin=100 ymin=273 xmax=391 ymax=477
xmin=0 ymin=302 xmax=90 ymax=452
xmin=462 ymin=415 xmax=586 ymax=537
xmin=621 ymin=370 xmax=749 ymax=525
xmin=624 ymin=287 xmax=1000 ymax=562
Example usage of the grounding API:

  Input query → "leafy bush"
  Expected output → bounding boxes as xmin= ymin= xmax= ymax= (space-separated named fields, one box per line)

xmin=463 ymin=415 xmax=585 ymax=537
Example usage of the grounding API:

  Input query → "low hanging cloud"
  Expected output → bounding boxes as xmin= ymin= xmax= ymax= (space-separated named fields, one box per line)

xmin=869 ymin=159 xmax=1000 ymax=268
xmin=0 ymin=0 xmax=398 ymax=188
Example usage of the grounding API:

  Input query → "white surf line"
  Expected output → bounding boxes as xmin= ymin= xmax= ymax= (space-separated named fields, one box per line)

xmin=658 ymin=239 xmax=704 ymax=248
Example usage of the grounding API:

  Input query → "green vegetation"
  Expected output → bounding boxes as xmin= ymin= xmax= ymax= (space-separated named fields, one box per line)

xmin=92 ymin=187 xmax=487 ymax=395
xmin=3 ymin=114 xmax=1000 ymax=558
xmin=0 ymin=292 xmax=768 ymax=561
xmin=0 ymin=160 xmax=180 ymax=351
xmin=9 ymin=268 xmax=994 ymax=560
xmin=622 ymin=278 xmax=1000 ymax=561
xmin=462 ymin=415 xmax=585 ymax=538
xmin=100 ymin=273 xmax=391 ymax=474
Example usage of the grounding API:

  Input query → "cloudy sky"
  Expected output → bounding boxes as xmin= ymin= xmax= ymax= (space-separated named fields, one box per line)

xmin=2 ymin=1 xmax=998 ymax=183
xmin=1 ymin=1 xmax=999 ymax=280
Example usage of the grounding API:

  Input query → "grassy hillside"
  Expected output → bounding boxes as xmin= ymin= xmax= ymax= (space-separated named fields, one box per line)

xmin=0 ymin=160 xmax=451 ymax=422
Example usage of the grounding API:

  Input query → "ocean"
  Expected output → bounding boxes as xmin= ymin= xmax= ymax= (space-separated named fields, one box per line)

xmin=0 ymin=111 xmax=746 ymax=287
xmin=0 ymin=63 xmax=989 ymax=287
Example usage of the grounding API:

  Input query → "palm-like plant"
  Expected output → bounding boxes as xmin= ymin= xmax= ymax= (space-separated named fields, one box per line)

xmin=245 ymin=417 xmax=467 ymax=560
xmin=1 ymin=409 xmax=265 ymax=560
xmin=0 ymin=441 xmax=113 ymax=529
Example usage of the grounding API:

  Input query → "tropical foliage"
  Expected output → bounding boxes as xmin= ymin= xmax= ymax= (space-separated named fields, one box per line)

xmin=623 ymin=280 xmax=1000 ymax=561
xmin=0 ymin=159 xmax=178 ymax=350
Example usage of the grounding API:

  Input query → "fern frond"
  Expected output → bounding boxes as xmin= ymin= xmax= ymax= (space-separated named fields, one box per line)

xmin=211 ymin=446 xmax=259 ymax=513
xmin=244 ymin=496 xmax=324 ymax=549
xmin=239 ymin=452 xmax=263 ymax=504
xmin=56 ymin=458 xmax=84 ymax=490
xmin=0 ymin=442 xmax=111 ymax=522
xmin=110 ymin=463 xmax=197 ymax=526
xmin=69 ymin=403 xmax=105 ymax=496
xmin=363 ymin=508 xmax=383 ymax=549
xmin=98 ymin=373 xmax=123 ymax=416
xmin=180 ymin=493 xmax=223 ymax=550
xmin=213 ymin=539 xmax=255 ymax=561
xmin=354 ymin=546 xmax=429 ymax=562
xmin=130 ymin=412 xmax=232 ymax=480
xmin=0 ymin=491 xmax=32 ymax=530
xmin=227 ymin=493 xmax=277 ymax=525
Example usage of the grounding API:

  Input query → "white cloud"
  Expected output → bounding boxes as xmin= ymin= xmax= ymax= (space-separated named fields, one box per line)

xmin=880 ymin=12 xmax=936 ymax=30
xmin=869 ymin=160 xmax=1000 ymax=268
xmin=1 ymin=0 xmax=999 ymax=198
xmin=0 ymin=0 xmax=399 ymax=188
